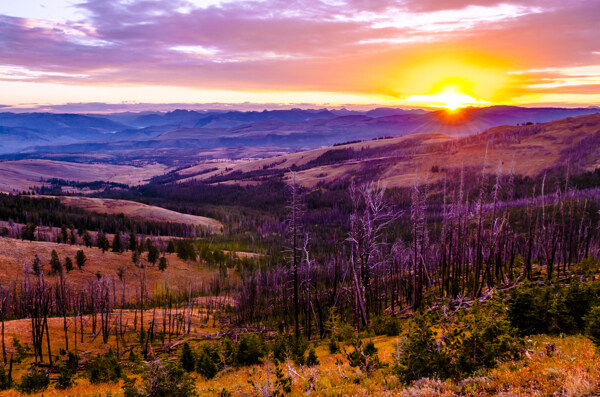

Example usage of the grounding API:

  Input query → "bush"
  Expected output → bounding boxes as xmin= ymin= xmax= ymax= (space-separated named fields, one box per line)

xmin=124 ymin=359 xmax=197 ymax=397
xmin=86 ymin=349 xmax=122 ymax=384
xmin=394 ymin=314 xmax=450 ymax=382
xmin=306 ymin=346 xmax=319 ymax=367
xmin=454 ymin=302 xmax=523 ymax=376
xmin=196 ymin=343 xmax=221 ymax=379
xmin=585 ymin=305 xmax=600 ymax=349
xmin=56 ymin=352 xmax=79 ymax=389
xmin=237 ymin=333 xmax=266 ymax=366
xmin=0 ymin=365 xmax=12 ymax=391
xmin=18 ymin=369 xmax=49 ymax=394
xmin=345 ymin=338 xmax=381 ymax=376
xmin=179 ymin=342 xmax=196 ymax=372
xmin=270 ymin=334 xmax=307 ymax=365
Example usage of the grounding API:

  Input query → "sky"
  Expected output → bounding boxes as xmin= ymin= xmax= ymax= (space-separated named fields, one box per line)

xmin=1 ymin=0 xmax=599 ymax=111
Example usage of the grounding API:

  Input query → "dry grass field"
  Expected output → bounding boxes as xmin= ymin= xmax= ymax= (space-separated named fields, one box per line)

xmin=0 ymin=237 xmax=231 ymax=303
xmin=0 ymin=159 xmax=169 ymax=193
xmin=50 ymin=196 xmax=223 ymax=232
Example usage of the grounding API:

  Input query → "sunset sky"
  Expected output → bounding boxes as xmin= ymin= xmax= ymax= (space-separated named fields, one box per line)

xmin=1 ymin=0 xmax=599 ymax=111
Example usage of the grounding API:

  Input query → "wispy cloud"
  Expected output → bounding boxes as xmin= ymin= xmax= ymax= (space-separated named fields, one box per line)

xmin=0 ymin=0 xmax=599 ymax=106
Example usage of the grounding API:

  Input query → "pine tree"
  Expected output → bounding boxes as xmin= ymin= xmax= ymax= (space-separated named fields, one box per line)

xmin=112 ymin=231 xmax=122 ymax=253
xmin=158 ymin=256 xmax=168 ymax=271
xmin=166 ymin=240 xmax=175 ymax=254
xmin=65 ymin=257 xmax=74 ymax=272
xmin=76 ymin=250 xmax=86 ymax=270
xmin=128 ymin=232 xmax=137 ymax=252
xmin=50 ymin=250 xmax=62 ymax=274
xmin=83 ymin=231 xmax=92 ymax=247
xmin=32 ymin=254 xmax=42 ymax=276
xmin=97 ymin=232 xmax=109 ymax=253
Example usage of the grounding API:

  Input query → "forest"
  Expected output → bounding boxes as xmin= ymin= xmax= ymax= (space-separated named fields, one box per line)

xmin=0 ymin=155 xmax=599 ymax=395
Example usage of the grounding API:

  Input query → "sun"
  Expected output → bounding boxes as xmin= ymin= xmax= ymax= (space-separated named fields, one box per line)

xmin=405 ymin=86 xmax=489 ymax=111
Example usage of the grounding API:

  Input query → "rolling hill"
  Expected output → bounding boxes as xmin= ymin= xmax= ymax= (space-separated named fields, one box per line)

xmin=174 ymin=113 xmax=600 ymax=188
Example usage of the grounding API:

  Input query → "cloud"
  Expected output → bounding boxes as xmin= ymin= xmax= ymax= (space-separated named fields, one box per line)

xmin=0 ymin=0 xmax=599 ymax=104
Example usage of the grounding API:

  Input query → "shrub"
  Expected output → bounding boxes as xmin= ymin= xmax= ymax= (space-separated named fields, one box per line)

xmin=18 ymin=369 xmax=49 ymax=394
xmin=196 ymin=343 xmax=221 ymax=379
xmin=86 ymin=349 xmax=122 ymax=384
xmin=345 ymin=338 xmax=381 ymax=376
xmin=270 ymin=334 xmax=307 ymax=365
xmin=393 ymin=314 xmax=451 ymax=382
xmin=306 ymin=346 xmax=319 ymax=367
xmin=585 ymin=305 xmax=600 ymax=349
xmin=454 ymin=302 xmax=523 ymax=376
xmin=56 ymin=351 xmax=79 ymax=389
xmin=179 ymin=342 xmax=196 ymax=372
xmin=237 ymin=333 xmax=266 ymax=366
xmin=158 ymin=256 xmax=168 ymax=271
xmin=328 ymin=338 xmax=340 ymax=354
xmin=12 ymin=337 xmax=29 ymax=363
xmin=124 ymin=360 xmax=197 ymax=397
xmin=0 ymin=365 xmax=12 ymax=391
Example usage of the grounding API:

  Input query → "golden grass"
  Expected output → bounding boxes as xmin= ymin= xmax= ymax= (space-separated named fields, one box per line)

xmin=0 ymin=159 xmax=169 ymax=193
xmin=48 ymin=196 xmax=222 ymax=232
xmin=0 ymin=237 xmax=230 ymax=303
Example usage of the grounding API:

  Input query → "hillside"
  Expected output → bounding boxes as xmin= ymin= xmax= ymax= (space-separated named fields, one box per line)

xmin=51 ymin=196 xmax=223 ymax=232
xmin=0 ymin=159 xmax=169 ymax=192
xmin=0 ymin=237 xmax=224 ymax=303
xmin=175 ymin=113 xmax=600 ymax=188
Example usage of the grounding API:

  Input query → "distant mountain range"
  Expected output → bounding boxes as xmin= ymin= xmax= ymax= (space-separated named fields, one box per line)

xmin=1 ymin=106 xmax=598 ymax=164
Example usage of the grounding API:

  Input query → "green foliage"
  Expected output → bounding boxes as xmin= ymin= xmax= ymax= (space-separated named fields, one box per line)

xmin=345 ymin=338 xmax=381 ymax=376
xmin=18 ymin=369 xmax=49 ymax=394
xmin=328 ymin=337 xmax=340 ymax=354
xmin=56 ymin=352 xmax=79 ymax=390
xmin=12 ymin=337 xmax=29 ymax=363
xmin=64 ymin=256 xmax=74 ymax=272
xmin=124 ymin=359 xmax=198 ymax=397
xmin=508 ymin=280 xmax=600 ymax=336
xmin=76 ymin=249 xmax=86 ymax=269
xmin=176 ymin=240 xmax=197 ymax=261
xmin=128 ymin=232 xmax=138 ymax=252
xmin=270 ymin=334 xmax=307 ymax=365
xmin=395 ymin=302 xmax=522 ymax=383
xmin=112 ymin=230 xmax=123 ymax=253
xmin=305 ymin=346 xmax=319 ymax=367
xmin=373 ymin=316 xmax=401 ymax=336
xmin=20 ymin=223 xmax=37 ymax=241
xmin=273 ymin=366 xmax=292 ymax=396
xmin=86 ymin=349 xmax=123 ymax=384
xmin=237 ymin=333 xmax=266 ymax=366
xmin=0 ymin=365 xmax=12 ymax=391
xmin=50 ymin=249 xmax=62 ymax=274
xmin=454 ymin=302 xmax=523 ymax=376
xmin=158 ymin=256 xmax=168 ymax=271
xmin=31 ymin=254 xmax=41 ymax=276
xmin=83 ymin=231 xmax=92 ymax=247
xmin=97 ymin=231 xmax=109 ymax=253
xmin=393 ymin=314 xmax=452 ymax=382
xmin=196 ymin=343 xmax=221 ymax=379
xmin=585 ymin=305 xmax=600 ymax=349
xmin=166 ymin=240 xmax=175 ymax=253
xmin=179 ymin=342 xmax=196 ymax=373
xmin=148 ymin=244 xmax=160 ymax=265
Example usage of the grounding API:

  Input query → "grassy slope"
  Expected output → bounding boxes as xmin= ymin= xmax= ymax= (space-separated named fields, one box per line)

xmin=0 ymin=159 xmax=169 ymax=193
xmin=0 ymin=334 xmax=596 ymax=396
xmin=0 ymin=237 xmax=226 ymax=303
xmin=49 ymin=196 xmax=223 ymax=232
xmin=178 ymin=113 xmax=600 ymax=188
